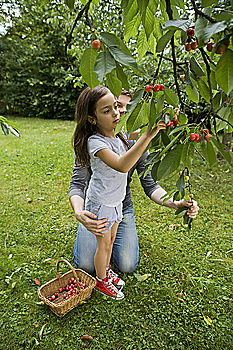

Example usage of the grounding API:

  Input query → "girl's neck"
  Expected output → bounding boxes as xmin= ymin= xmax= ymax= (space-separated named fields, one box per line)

xmin=98 ymin=129 xmax=115 ymax=138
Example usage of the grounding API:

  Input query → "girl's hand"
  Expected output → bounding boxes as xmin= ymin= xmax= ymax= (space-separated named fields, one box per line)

xmin=146 ymin=120 xmax=167 ymax=139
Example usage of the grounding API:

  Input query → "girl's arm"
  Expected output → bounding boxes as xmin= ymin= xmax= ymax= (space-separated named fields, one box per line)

xmin=96 ymin=121 xmax=166 ymax=173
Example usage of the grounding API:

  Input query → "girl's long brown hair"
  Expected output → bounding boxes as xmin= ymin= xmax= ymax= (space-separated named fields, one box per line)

xmin=73 ymin=86 xmax=128 ymax=167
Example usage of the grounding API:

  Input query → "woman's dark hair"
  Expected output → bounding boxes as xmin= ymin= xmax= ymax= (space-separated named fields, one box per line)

xmin=73 ymin=86 xmax=128 ymax=167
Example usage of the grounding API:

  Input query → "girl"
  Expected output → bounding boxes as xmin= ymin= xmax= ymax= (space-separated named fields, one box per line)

xmin=73 ymin=86 xmax=166 ymax=300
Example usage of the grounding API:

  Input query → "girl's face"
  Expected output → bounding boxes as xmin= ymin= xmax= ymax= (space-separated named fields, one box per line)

xmin=93 ymin=91 xmax=120 ymax=137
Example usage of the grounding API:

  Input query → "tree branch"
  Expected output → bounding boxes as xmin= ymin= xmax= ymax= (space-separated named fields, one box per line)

xmin=190 ymin=0 xmax=217 ymax=23
xmin=165 ymin=0 xmax=184 ymax=111
xmin=65 ymin=0 xmax=93 ymax=53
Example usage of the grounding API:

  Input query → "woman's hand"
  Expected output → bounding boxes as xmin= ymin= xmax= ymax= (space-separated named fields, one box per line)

xmin=175 ymin=199 xmax=199 ymax=218
xmin=75 ymin=210 xmax=108 ymax=237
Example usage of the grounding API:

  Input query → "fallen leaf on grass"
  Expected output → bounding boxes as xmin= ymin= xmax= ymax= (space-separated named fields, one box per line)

xmin=134 ymin=273 xmax=151 ymax=282
xmin=176 ymin=297 xmax=185 ymax=302
xmin=203 ymin=316 xmax=213 ymax=326
xmin=34 ymin=278 xmax=41 ymax=286
xmin=39 ymin=324 xmax=47 ymax=340
xmin=35 ymin=301 xmax=44 ymax=305
xmin=80 ymin=334 xmax=94 ymax=341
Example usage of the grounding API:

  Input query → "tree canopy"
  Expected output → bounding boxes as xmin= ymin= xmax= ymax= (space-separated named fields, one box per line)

xmin=1 ymin=0 xmax=232 ymax=226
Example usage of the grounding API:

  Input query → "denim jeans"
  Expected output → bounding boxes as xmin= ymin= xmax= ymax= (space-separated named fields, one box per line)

xmin=73 ymin=203 xmax=139 ymax=274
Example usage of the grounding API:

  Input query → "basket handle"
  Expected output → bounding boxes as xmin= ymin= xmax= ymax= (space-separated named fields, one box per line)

xmin=56 ymin=259 xmax=79 ymax=283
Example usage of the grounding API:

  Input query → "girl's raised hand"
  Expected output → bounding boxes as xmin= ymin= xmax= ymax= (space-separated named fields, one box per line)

xmin=145 ymin=120 xmax=167 ymax=139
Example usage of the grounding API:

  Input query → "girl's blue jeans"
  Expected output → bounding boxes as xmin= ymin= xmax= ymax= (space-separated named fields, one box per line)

xmin=73 ymin=204 xmax=139 ymax=274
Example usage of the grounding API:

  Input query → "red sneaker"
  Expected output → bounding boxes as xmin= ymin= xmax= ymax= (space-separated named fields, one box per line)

xmin=106 ymin=267 xmax=125 ymax=288
xmin=95 ymin=277 xmax=124 ymax=300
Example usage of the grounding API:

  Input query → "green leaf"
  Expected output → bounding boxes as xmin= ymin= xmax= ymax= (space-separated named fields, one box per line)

xmin=94 ymin=51 xmax=116 ymax=82
xmin=127 ymin=101 xmax=148 ymax=132
xmin=197 ymin=79 xmax=210 ymax=103
xmin=156 ymin=30 xmax=175 ymax=53
xmin=157 ymin=94 xmax=165 ymax=115
xmin=142 ymin=5 xmax=154 ymax=39
xmin=148 ymin=98 xmax=157 ymax=127
xmin=126 ymin=89 xmax=144 ymax=114
xmin=106 ymin=69 xmax=122 ymax=97
xmin=108 ymin=46 xmax=143 ymax=75
xmin=175 ymin=207 xmax=187 ymax=217
xmin=114 ymin=111 xmax=130 ymax=135
xmin=190 ymin=57 xmax=205 ymax=77
xmin=186 ymin=83 xmax=199 ymax=103
xmin=137 ymin=28 xmax=148 ymax=59
xmin=213 ymin=92 xmax=222 ymax=111
xmin=164 ymin=87 xmax=179 ymax=107
xmin=206 ymin=141 xmax=217 ymax=167
xmin=211 ymin=137 xmax=233 ymax=166
xmin=176 ymin=174 xmax=185 ymax=192
xmin=163 ymin=19 xmax=192 ymax=31
xmin=64 ymin=0 xmax=74 ymax=11
xmin=79 ymin=48 xmax=100 ymax=88
xmin=1 ymin=122 xmax=9 ymax=136
xmin=195 ymin=17 xmax=208 ymax=47
xmin=115 ymin=64 xmax=129 ymax=91
xmin=157 ymin=144 xmax=183 ymax=180
xmin=215 ymin=49 xmax=233 ymax=95
xmin=151 ymin=161 xmax=161 ymax=181
xmin=100 ymin=32 xmax=132 ymax=56
xmin=178 ymin=112 xmax=188 ymax=125
xmin=181 ymin=142 xmax=194 ymax=168
xmin=161 ymin=130 xmax=171 ymax=146
xmin=100 ymin=32 xmax=143 ymax=75
xmin=202 ymin=0 xmax=218 ymax=6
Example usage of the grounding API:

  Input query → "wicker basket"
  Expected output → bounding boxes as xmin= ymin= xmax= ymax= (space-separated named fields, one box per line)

xmin=38 ymin=259 xmax=96 ymax=317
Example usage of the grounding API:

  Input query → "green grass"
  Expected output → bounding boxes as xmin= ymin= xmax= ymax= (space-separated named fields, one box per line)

xmin=0 ymin=117 xmax=232 ymax=350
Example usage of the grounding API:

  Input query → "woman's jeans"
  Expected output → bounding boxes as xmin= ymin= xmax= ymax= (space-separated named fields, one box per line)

xmin=73 ymin=203 xmax=139 ymax=274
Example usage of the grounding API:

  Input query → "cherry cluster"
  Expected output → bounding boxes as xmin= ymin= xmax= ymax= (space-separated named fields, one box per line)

xmin=189 ymin=129 xmax=212 ymax=143
xmin=207 ymin=40 xmax=230 ymax=54
xmin=47 ymin=277 xmax=87 ymax=302
xmin=167 ymin=119 xmax=178 ymax=127
xmin=185 ymin=28 xmax=198 ymax=51
xmin=145 ymin=84 xmax=164 ymax=92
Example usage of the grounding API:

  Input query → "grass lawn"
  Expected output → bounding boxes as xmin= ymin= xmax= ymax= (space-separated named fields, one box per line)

xmin=0 ymin=117 xmax=232 ymax=350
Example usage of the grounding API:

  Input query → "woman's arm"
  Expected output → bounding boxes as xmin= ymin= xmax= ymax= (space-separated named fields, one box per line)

xmin=97 ymin=122 xmax=166 ymax=173
xmin=151 ymin=187 xmax=199 ymax=218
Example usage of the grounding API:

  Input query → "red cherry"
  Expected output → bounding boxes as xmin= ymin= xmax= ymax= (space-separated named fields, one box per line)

xmin=191 ymin=41 xmax=198 ymax=50
xmin=207 ymin=41 xmax=215 ymax=52
xmin=59 ymin=287 xmax=63 ymax=293
xmin=54 ymin=293 xmax=58 ymax=297
xmin=189 ymin=193 xmax=194 ymax=199
xmin=202 ymin=128 xmax=209 ymax=133
xmin=195 ymin=134 xmax=201 ymax=142
xmin=189 ymin=133 xmax=196 ymax=141
xmin=205 ymin=134 xmax=212 ymax=142
xmin=185 ymin=43 xmax=192 ymax=51
xmin=153 ymin=84 xmax=160 ymax=92
xmin=159 ymin=84 xmax=165 ymax=91
xmin=63 ymin=293 xmax=67 ymax=298
xmin=173 ymin=119 xmax=178 ymax=126
xmin=145 ymin=85 xmax=153 ymax=92
xmin=187 ymin=28 xmax=195 ymax=38
xmin=91 ymin=40 xmax=101 ymax=50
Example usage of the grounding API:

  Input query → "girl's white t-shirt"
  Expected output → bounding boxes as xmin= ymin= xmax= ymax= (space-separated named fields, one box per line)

xmin=86 ymin=133 xmax=127 ymax=207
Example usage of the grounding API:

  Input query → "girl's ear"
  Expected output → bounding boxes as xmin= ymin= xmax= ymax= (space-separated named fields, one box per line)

xmin=88 ymin=116 xmax=96 ymax=125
